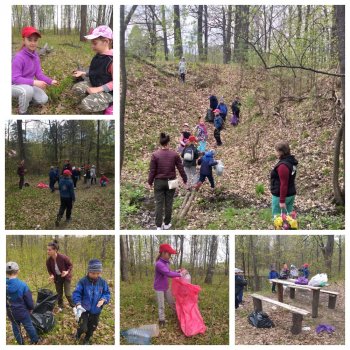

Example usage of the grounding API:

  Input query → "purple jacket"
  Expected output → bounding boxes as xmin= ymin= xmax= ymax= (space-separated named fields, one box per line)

xmin=154 ymin=258 xmax=181 ymax=291
xmin=12 ymin=48 xmax=52 ymax=86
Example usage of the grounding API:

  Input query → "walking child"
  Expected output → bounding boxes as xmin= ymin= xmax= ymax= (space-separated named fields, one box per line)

xmin=178 ymin=123 xmax=191 ymax=153
xmin=6 ymin=261 xmax=39 ymax=345
xmin=73 ymin=259 xmax=110 ymax=345
xmin=55 ymin=170 xmax=75 ymax=226
xmin=213 ymin=109 xmax=224 ymax=146
xmin=72 ymin=26 xmax=113 ymax=113
xmin=196 ymin=151 xmax=218 ymax=190
xmin=90 ymin=165 xmax=97 ymax=185
xmin=194 ymin=117 xmax=208 ymax=154
xmin=178 ymin=57 xmax=187 ymax=83
xmin=12 ymin=27 xmax=58 ymax=114
xmin=154 ymin=244 xmax=182 ymax=327
xmin=181 ymin=135 xmax=199 ymax=187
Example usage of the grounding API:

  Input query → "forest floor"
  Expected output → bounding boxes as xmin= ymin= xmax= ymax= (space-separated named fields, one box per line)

xmin=121 ymin=58 xmax=345 ymax=230
xmin=120 ymin=274 xmax=229 ymax=345
xmin=12 ymin=33 xmax=107 ymax=115
xmin=5 ymin=175 xmax=115 ymax=230
xmin=6 ymin=279 xmax=115 ymax=345
xmin=235 ymin=280 xmax=345 ymax=345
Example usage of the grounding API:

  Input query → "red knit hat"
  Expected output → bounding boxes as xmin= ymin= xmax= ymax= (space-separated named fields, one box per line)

xmin=22 ymin=26 xmax=41 ymax=38
xmin=303 ymin=263 xmax=309 ymax=268
xmin=63 ymin=169 xmax=72 ymax=176
xmin=159 ymin=244 xmax=177 ymax=255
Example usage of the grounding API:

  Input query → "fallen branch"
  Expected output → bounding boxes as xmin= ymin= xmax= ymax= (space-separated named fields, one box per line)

xmin=130 ymin=54 xmax=177 ymax=78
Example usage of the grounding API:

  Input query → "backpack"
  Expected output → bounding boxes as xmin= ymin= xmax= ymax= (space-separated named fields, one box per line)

xmin=248 ymin=311 xmax=275 ymax=328
xmin=183 ymin=147 xmax=194 ymax=161
xmin=230 ymin=114 xmax=239 ymax=126
xmin=205 ymin=108 xmax=214 ymax=122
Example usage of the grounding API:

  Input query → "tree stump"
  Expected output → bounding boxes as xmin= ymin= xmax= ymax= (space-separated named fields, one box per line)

xmin=252 ymin=297 xmax=263 ymax=312
xmin=328 ymin=294 xmax=337 ymax=309
xmin=291 ymin=313 xmax=303 ymax=335
xmin=277 ymin=283 xmax=284 ymax=303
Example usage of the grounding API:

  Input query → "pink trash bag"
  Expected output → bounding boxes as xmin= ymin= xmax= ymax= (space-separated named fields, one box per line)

xmin=104 ymin=105 xmax=113 ymax=115
xmin=171 ymin=277 xmax=206 ymax=337
xmin=37 ymin=182 xmax=49 ymax=189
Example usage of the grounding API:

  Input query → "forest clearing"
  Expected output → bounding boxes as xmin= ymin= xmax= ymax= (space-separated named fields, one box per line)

xmin=235 ymin=235 xmax=345 ymax=345
xmin=120 ymin=235 xmax=229 ymax=345
xmin=120 ymin=5 xmax=345 ymax=230
xmin=6 ymin=236 xmax=115 ymax=345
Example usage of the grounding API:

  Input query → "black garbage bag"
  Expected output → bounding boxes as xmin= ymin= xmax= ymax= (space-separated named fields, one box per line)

xmin=34 ymin=289 xmax=58 ymax=313
xmin=31 ymin=311 xmax=55 ymax=334
xmin=248 ymin=311 xmax=275 ymax=328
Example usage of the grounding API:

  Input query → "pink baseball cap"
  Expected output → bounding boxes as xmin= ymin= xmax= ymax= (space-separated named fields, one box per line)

xmin=84 ymin=25 xmax=113 ymax=40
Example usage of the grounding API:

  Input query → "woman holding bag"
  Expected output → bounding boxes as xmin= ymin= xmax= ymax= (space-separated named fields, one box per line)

xmin=148 ymin=133 xmax=187 ymax=230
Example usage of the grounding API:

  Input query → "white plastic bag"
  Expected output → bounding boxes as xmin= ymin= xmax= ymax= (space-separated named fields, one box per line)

xmin=215 ymin=160 xmax=224 ymax=176
xmin=308 ymin=273 xmax=328 ymax=287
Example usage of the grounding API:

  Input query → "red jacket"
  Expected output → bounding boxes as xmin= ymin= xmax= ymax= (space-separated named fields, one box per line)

xmin=46 ymin=253 xmax=73 ymax=281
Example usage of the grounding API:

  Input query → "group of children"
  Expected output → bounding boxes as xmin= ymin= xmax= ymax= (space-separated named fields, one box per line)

xmin=269 ymin=263 xmax=310 ymax=292
xmin=6 ymin=254 xmax=110 ymax=345
xmin=12 ymin=25 xmax=113 ymax=114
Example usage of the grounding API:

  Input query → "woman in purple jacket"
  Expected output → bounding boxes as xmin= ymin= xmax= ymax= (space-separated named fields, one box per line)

xmin=12 ymin=26 xmax=58 ymax=115
xmin=154 ymin=244 xmax=182 ymax=327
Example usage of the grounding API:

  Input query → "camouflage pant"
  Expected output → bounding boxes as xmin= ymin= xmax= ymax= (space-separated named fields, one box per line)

xmin=72 ymin=80 xmax=113 ymax=112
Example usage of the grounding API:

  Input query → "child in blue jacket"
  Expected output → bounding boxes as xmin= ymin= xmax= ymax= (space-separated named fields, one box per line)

xmin=6 ymin=261 xmax=39 ymax=345
xmin=213 ymin=109 xmax=224 ymax=146
xmin=196 ymin=150 xmax=218 ymax=189
xmin=73 ymin=259 xmax=110 ymax=345
xmin=268 ymin=265 xmax=279 ymax=293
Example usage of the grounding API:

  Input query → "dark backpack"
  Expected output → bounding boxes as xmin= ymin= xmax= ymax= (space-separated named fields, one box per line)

xmin=183 ymin=147 xmax=194 ymax=162
xmin=248 ymin=311 xmax=275 ymax=328
xmin=205 ymin=108 xmax=214 ymax=122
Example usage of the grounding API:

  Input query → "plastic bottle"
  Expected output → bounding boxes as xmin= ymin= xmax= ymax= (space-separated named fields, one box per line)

xmin=121 ymin=328 xmax=152 ymax=345
xmin=138 ymin=324 xmax=159 ymax=337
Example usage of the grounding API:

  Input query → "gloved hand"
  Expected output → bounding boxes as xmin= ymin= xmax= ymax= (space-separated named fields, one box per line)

xmin=73 ymin=305 xmax=86 ymax=322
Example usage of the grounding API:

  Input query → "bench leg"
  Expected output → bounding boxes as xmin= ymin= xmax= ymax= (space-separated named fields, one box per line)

xmin=291 ymin=313 xmax=303 ymax=335
xmin=253 ymin=298 xmax=263 ymax=312
xmin=277 ymin=283 xmax=284 ymax=303
xmin=289 ymin=287 xmax=295 ymax=299
xmin=328 ymin=295 xmax=337 ymax=309
xmin=312 ymin=289 xmax=320 ymax=318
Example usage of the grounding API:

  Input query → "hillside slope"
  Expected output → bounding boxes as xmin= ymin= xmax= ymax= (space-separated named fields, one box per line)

xmin=121 ymin=58 xmax=344 ymax=230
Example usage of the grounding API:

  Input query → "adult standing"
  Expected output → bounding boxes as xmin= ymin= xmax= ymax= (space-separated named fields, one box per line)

xmin=46 ymin=240 xmax=74 ymax=311
xmin=148 ymin=133 xmax=187 ymax=230
xmin=270 ymin=141 xmax=298 ymax=217
xmin=178 ymin=57 xmax=187 ymax=83
xmin=17 ymin=160 xmax=25 ymax=189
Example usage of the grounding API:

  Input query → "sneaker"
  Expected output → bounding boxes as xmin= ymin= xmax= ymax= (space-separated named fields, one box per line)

xmin=163 ymin=223 xmax=172 ymax=230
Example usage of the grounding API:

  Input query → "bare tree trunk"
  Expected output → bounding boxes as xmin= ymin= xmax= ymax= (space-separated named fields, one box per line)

xmin=29 ymin=5 xmax=35 ymax=27
xmin=17 ymin=120 xmax=26 ymax=161
xmin=129 ymin=235 xmax=136 ymax=276
xmin=197 ymin=6 xmax=204 ymax=61
xmin=173 ymin=5 xmax=183 ymax=58
xmin=120 ymin=236 xmax=129 ymax=282
xmin=250 ymin=236 xmax=260 ymax=291
xmin=96 ymin=120 xmax=100 ymax=174
xmin=161 ymin=6 xmax=169 ymax=61
xmin=80 ymin=5 xmax=87 ymax=41
xmin=338 ymin=235 xmax=342 ymax=273
xmin=204 ymin=235 xmax=218 ymax=284
xmin=204 ymin=5 xmax=208 ymax=61
xmin=179 ymin=235 xmax=184 ymax=267
xmin=224 ymin=236 xmax=229 ymax=276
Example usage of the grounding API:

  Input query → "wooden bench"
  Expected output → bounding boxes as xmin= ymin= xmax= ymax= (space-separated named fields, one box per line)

xmin=286 ymin=284 xmax=339 ymax=309
xmin=320 ymin=290 xmax=339 ymax=309
xmin=251 ymin=293 xmax=309 ymax=335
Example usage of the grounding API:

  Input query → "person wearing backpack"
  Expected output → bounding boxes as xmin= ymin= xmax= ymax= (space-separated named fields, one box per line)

xmin=213 ymin=109 xmax=224 ymax=146
xmin=178 ymin=123 xmax=191 ymax=153
xmin=231 ymin=96 xmax=241 ymax=120
xmin=270 ymin=141 xmax=298 ymax=217
xmin=218 ymin=97 xmax=228 ymax=121
xmin=268 ymin=265 xmax=279 ymax=293
xmin=181 ymin=135 xmax=199 ymax=187
xmin=195 ymin=150 xmax=218 ymax=190
xmin=148 ymin=133 xmax=188 ymax=230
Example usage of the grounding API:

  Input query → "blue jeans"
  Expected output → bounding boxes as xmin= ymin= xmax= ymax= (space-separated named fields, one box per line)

xmin=238 ymin=289 xmax=244 ymax=303
xmin=11 ymin=314 xmax=38 ymax=345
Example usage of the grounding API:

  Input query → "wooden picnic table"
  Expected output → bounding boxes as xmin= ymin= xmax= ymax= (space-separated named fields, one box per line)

xmin=270 ymin=278 xmax=322 ymax=318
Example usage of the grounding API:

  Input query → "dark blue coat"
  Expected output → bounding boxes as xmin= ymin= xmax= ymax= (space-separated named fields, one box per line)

xmin=59 ymin=177 xmax=75 ymax=201
xmin=6 ymin=278 xmax=34 ymax=321
xmin=235 ymin=275 xmax=247 ymax=297
xmin=302 ymin=267 xmax=310 ymax=278
xmin=269 ymin=270 xmax=279 ymax=279
xmin=49 ymin=169 xmax=56 ymax=181
xmin=214 ymin=115 xmax=224 ymax=130
xmin=198 ymin=152 xmax=218 ymax=176
xmin=72 ymin=276 xmax=110 ymax=315
xmin=218 ymin=103 xmax=228 ymax=117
